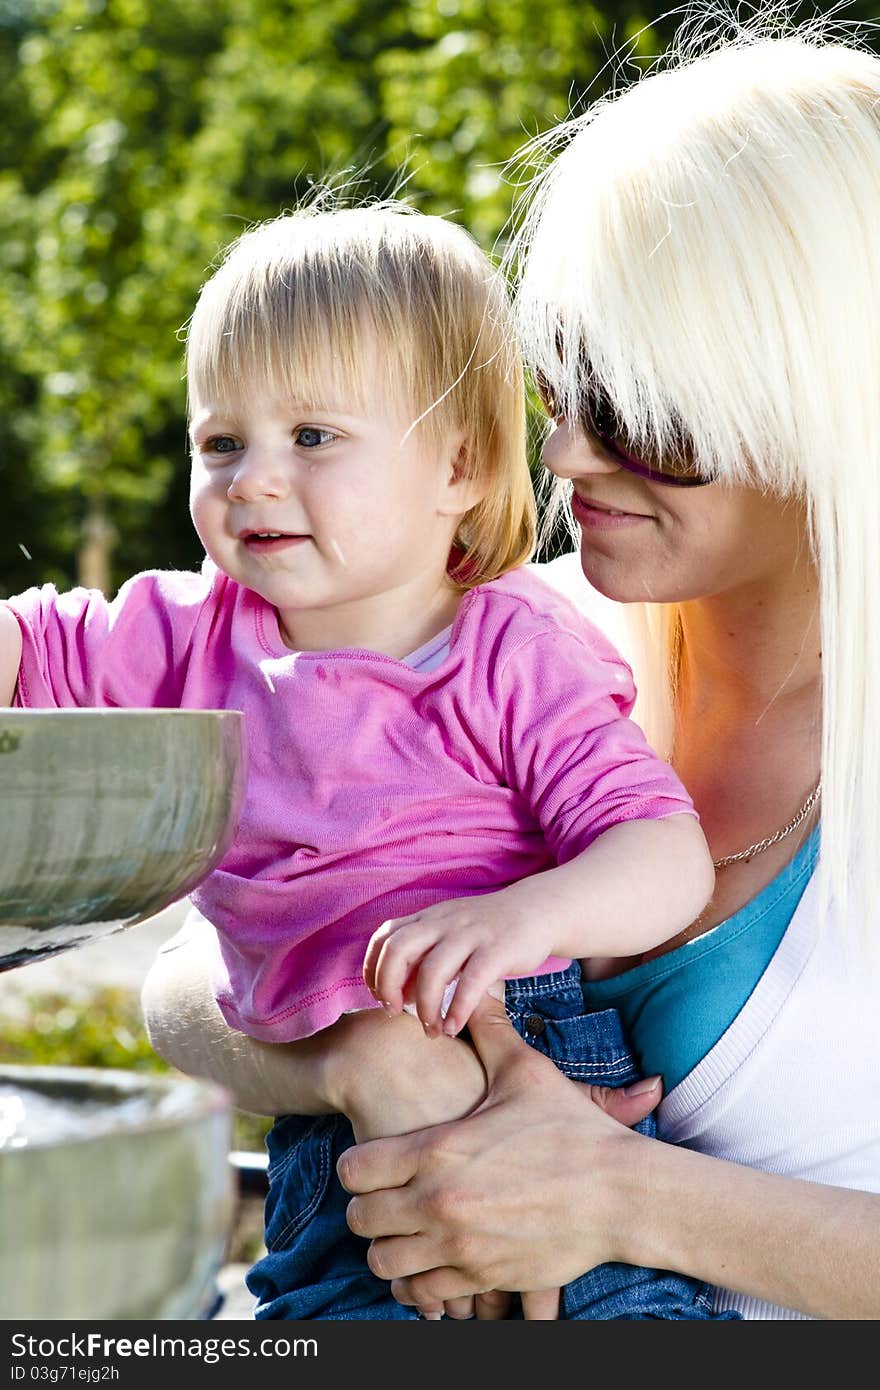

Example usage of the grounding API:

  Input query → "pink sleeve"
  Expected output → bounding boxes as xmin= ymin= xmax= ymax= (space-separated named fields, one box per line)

xmin=4 ymin=568 xmax=212 ymax=710
xmin=498 ymin=629 xmax=696 ymax=863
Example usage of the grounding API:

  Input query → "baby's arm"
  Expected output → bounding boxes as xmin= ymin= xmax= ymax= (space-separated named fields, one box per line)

xmin=364 ymin=608 xmax=715 ymax=1036
xmin=364 ymin=814 xmax=714 ymax=1036
xmin=0 ymin=607 xmax=22 ymax=705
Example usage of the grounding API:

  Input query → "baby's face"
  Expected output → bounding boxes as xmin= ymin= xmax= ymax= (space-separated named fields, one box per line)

xmin=187 ymin=370 xmax=469 ymax=652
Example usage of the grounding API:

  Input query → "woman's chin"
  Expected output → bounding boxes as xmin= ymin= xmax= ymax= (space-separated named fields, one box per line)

xmin=577 ymin=547 xmax=657 ymax=605
xmin=577 ymin=540 xmax=705 ymax=606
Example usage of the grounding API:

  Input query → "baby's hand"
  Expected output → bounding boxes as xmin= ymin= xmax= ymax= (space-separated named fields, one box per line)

xmin=362 ymin=892 xmax=555 ymax=1037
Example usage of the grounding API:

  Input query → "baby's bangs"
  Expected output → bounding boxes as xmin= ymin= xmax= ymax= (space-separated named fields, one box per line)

xmin=186 ymin=260 xmax=397 ymax=414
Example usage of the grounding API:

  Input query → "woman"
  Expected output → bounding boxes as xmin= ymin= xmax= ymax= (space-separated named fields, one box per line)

xmin=144 ymin=22 xmax=880 ymax=1318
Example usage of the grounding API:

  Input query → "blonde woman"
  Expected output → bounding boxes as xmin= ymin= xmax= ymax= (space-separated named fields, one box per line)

xmin=335 ymin=24 xmax=880 ymax=1320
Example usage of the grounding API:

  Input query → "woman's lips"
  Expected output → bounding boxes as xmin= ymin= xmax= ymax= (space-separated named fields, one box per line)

xmin=571 ymin=492 xmax=652 ymax=530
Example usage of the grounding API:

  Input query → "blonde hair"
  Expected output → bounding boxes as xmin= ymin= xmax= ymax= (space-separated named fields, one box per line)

xmin=186 ymin=202 xmax=534 ymax=587
xmin=509 ymin=15 xmax=880 ymax=933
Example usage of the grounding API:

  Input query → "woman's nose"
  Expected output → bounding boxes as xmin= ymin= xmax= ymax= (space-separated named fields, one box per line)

xmin=542 ymin=418 xmax=619 ymax=480
xmin=226 ymin=449 xmax=288 ymax=502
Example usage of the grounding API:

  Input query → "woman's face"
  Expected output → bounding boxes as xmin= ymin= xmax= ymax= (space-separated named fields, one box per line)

xmin=542 ymin=418 xmax=809 ymax=604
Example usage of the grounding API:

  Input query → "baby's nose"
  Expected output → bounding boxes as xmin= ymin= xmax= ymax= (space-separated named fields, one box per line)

xmin=226 ymin=449 xmax=288 ymax=501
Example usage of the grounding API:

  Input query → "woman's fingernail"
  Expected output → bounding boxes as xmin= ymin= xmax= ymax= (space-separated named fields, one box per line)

xmin=486 ymin=981 xmax=505 ymax=1002
xmin=623 ymin=1075 xmax=662 ymax=1097
xmin=420 ymin=1311 xmax=443 ymax=1321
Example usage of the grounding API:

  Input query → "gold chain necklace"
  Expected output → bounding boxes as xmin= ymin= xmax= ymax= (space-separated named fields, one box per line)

xmin=712 ymin=779 xmax=822 ymax=870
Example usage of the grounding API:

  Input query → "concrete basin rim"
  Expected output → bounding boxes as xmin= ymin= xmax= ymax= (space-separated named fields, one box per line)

xmin=0 ymin=709 xmax=244 ymax=723
xmin=0 ymin=1062 xmax=232 ymax=1150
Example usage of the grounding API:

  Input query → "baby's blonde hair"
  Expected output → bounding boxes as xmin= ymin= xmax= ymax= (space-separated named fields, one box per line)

xmin=509 ymin=15 xmax=880 ymax=936
xmin=186 ymin=203 xmax=534 ymax=587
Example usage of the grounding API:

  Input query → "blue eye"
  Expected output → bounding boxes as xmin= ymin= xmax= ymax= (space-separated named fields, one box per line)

xmin=295 ymin=427 xmax=335 ymax=448
xmin=203 ymin=434 xmax=241 ymax=454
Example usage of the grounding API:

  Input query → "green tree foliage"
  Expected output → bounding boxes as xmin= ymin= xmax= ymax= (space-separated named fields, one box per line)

xmin=2 ymin=0 xmax=878 ymax=594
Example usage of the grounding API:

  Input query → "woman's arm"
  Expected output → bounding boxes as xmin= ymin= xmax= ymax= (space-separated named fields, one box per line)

xmin=339 ymin=993 xmax=880 ymax=1320
xmin=0 ymin=606 xmax=22 ymax=705
xmin=141 ymin=918 xmax=337 ymax=1118
xmin=623 ymin=1122 xmax=880 ymax=1319
xmin=140 ymin=913 xmax=487 ymax=1140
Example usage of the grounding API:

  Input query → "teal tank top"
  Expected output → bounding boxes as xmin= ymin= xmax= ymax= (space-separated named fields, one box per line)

xmin=582 ymin=828 xmax=820 ymax=1093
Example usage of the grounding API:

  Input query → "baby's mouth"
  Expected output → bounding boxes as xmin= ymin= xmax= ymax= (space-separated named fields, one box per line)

xmin=240 ymin=531 xmax=311 ymax=552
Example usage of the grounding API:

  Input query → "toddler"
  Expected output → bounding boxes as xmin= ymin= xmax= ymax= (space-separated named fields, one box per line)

xmin=0 ymin=204 xmax=727 ymax=1320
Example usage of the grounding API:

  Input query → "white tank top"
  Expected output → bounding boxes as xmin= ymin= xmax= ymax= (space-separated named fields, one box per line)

xmin=658 ymin=871 xmax=880 ymax=1319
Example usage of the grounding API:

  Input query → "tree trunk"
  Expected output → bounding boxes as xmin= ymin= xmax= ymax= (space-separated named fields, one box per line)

xmin=77 ymin=502 xmax=118 ymax=595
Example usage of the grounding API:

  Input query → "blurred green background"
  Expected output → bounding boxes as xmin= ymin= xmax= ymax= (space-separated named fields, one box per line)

xmin=2 ymin=0 xmax=660 ymax=599
xmin=8 ymin=0 xmax=876 ymax=601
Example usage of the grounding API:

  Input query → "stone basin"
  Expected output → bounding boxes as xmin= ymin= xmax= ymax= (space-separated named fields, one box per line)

xmin=0 ymin=708 xmax=248 ymax=1318
xmin=0 ymin=709 xmax=246 ymax=970
xmin=0 ymin=1065 xmax=235 ymax=1319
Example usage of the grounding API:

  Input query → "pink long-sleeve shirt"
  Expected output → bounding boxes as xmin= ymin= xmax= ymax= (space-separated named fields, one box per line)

xmin=6 ymin=561 xmax=695 ymax=1041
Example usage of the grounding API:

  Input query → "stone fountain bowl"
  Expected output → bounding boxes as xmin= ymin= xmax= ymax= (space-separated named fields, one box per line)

xmin=0 ymin=709 xmax=246 ymax=971
xmin=0 ymin=1064 xmax=234 ymax=1319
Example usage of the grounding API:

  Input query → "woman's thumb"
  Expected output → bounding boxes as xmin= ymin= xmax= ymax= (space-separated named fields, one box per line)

xmin=464 ymin=986 xmax=527 ymax=1079
xmin=591 ymin=1076 xmax=663 ymax=1129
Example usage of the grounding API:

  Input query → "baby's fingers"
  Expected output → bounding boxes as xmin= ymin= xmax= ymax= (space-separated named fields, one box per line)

xmin=361 ymin=922 xmax=419 ymax=1011
xmin=441 ymin=951 xmax=506 ymax=1036
xmin=362 ymin=921 xmax=392 ymax=1001
xmin=372 ymin=917 xmax=470 ymax=1018
xmin=364 ymin=917 xmax=432 ymax=1013
xmin=409 ymin=938 xmax=474 ymax=1036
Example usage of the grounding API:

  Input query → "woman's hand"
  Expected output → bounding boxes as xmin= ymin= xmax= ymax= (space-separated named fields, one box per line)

xmin=338 ymin=991 xmax=659 ymax=1311
xmin=142 ymin=912 xmax=494 ymax=1320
